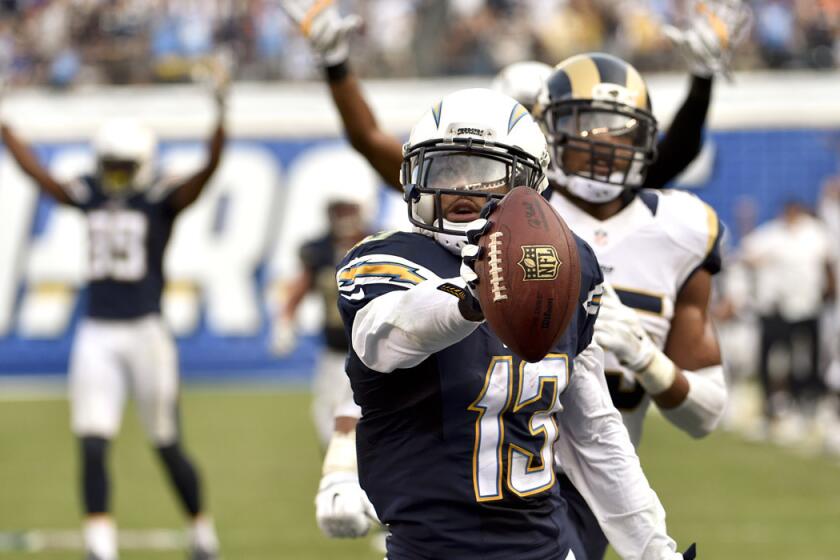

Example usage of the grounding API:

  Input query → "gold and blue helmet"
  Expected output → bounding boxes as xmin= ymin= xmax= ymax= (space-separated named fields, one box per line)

xmin=534 ymin=53 xmax=658 ymax=202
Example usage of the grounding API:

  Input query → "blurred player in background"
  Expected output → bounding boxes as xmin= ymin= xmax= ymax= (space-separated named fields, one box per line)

xmin=336 ymin=86 xmax=692 ymax=560
xmin=271 ymin=190 xmax=371 ymax=446
xmin=534 ymin=46 xmax=735 ymax=559
xmin=0 ymin=70 xmax=228 ymax=560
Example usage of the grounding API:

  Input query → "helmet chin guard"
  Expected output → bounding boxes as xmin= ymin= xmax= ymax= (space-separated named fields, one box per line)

xmin=412 ymin=222 xmax=473 ymax=255
xmin=560 ymin=172 xmax=625 ymax=203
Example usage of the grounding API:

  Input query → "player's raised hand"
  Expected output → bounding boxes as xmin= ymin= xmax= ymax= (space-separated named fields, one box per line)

xmin=280 ymin=0 xmax=362 ymax=66
xmin=209 ymin=53 xmax=233 ymax=108
xmin=192 ymin=52 xmax=232 ymax=109
xmin=662 ymin=0 xmax=752 ymax=79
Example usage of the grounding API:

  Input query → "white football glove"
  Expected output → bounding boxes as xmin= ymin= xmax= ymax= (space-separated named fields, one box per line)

xmin=662 ymin=0 xmax=752 ymax=79
xmin=315 ymin=471 xmax=377 ymax=538
xmin=459 ymin=218 xmax=489 ymax=294
xmin=594 ymin=284 xmax=676 ymax=394
xmin=280 ymin=0 xmax=362 ymax=67
xmin=315 ymin=429 xmax=379 ymax=539
xmin=270 ymin=314 xmax=297 ymax=356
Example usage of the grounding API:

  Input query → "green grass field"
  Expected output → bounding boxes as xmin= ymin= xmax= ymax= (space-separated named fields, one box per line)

xmin=1 ymin=388 xmax=839 ymax=560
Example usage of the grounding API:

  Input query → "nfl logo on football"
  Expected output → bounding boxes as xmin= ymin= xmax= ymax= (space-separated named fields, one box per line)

xmin=518 ymin=245 xmax=561 ymax=281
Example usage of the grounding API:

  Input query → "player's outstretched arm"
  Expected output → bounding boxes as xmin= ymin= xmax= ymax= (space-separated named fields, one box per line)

xmin=349 ymin=275 xmax=482 ymax=373
xmin=642 ymin=74 xmax=711 ymax=190
xmin=340 ymin=227 xmax=487 ymax=373
xmin=168 ymin=81 xmax=228 ymax=213
xmin=270 ymin=267 xmax=313 ymax=355
xmin=0 ymin=122 xmax=73 ymax=204
xmin=327 ymin=72 xmax=403 ymax=190
xmin=280 ymin=0 xmax=403 ymax=190
xmin=647 ymin=0 xmax=752 ymax=190
xmin=554 ymin=344 xmax=686 ymax=560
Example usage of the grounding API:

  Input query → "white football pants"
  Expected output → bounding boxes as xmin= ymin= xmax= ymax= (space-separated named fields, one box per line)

xmin=312 ymin=348 xmax=360 ymax=446
xmin=69 ymin=314 xmax=179 ymax=445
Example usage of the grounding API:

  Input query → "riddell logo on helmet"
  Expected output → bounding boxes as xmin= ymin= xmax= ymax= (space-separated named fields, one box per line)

xmin=448 ymin=123 xmax=495 ymax=140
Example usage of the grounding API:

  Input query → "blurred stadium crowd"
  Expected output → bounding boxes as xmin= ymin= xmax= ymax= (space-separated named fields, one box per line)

xmin=1 ymin=0 xmax=840 ymax=87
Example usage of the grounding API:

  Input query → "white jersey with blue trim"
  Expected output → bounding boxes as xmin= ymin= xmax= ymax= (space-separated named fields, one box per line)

xmin=550 ymin=188 xmax=723 ymax=446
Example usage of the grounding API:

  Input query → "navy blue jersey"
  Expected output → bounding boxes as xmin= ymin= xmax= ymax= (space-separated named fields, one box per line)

xmin=299 ymin=234 xmax=350 ymax=352
xmin=62 ymin=175 xmax=179 ymax=320
xmin=337 ymin=231 xmax=602 ymax=560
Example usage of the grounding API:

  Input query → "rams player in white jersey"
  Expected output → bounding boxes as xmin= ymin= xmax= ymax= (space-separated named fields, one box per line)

xmin=533 ymin=52 xmax=727 ymax=559
xmin=0 ymin=79 xmax=227 ymax=560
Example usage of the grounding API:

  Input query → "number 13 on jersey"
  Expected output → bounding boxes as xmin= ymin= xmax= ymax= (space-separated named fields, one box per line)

xmin=469 ymin=354 xmax=570 ymax=501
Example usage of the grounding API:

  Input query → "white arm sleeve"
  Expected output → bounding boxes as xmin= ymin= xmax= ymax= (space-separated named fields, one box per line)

xmin=659 ymin=365 xmax=727 ymax=439
xmin=351 ymin=278 xmax=482 ymax=373
xmin=555 ymin=344 xmax=681 ymax=560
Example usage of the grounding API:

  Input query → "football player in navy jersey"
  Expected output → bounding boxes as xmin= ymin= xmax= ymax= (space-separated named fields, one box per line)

xmin=334 ymin=87 xmax=692 ymax=560
xmin=0 ymin=78 xmax=227 ymax=560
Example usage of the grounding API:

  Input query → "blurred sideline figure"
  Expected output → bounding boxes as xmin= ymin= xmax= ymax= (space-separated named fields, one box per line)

xmin=0 ymin=68 xmax=228 ymax=560
xmin=281 ymin=0 xmax=747 ymax=550
xmin=271 ymin=187 xmax=372 ymax=446
xmin=534 ymin=50 xmax=729 ymax=560
xmin=740 ymin=201 xmax=836 ymax=443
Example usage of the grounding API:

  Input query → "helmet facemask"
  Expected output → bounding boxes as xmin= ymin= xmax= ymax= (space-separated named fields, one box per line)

xmin=98 ymin=157 xmax=143 ymax=196
xmin=541 ymin=99 xmax=657 ymax=196
xmin=402 ymin=137 xmax=545 ymax=239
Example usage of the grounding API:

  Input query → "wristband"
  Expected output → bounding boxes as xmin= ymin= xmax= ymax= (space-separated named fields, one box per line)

xmin=325 ymin=60 xmax=350 ymax=83
xmin=635 ymin=349 xmax=677 ymax=395
xmin=322 ymin=429 xmax=357 ymax=475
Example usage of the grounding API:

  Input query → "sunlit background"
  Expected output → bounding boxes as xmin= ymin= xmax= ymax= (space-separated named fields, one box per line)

xmin=1 ymin=1 xmax=839 ymax=559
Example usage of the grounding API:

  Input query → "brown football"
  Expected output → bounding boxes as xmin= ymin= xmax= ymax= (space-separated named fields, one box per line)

xmin=474 ymin=186 xmax=581 ymax=362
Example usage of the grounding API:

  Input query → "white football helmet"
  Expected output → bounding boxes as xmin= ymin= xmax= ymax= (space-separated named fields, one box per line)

xmin=401 ymin=88 xmax=549 ymax=254
xmin=93 ymin=118 xmax=157 ymax=195
xmin=491 ymin=61 xmax=553 ymax=113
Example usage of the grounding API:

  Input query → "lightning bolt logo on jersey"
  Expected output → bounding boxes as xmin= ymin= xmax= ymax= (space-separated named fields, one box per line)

xmin=336 ymin=230 xmax=602 ymax=560
xmin=550 ymin=188 xmax=723 ymax=445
